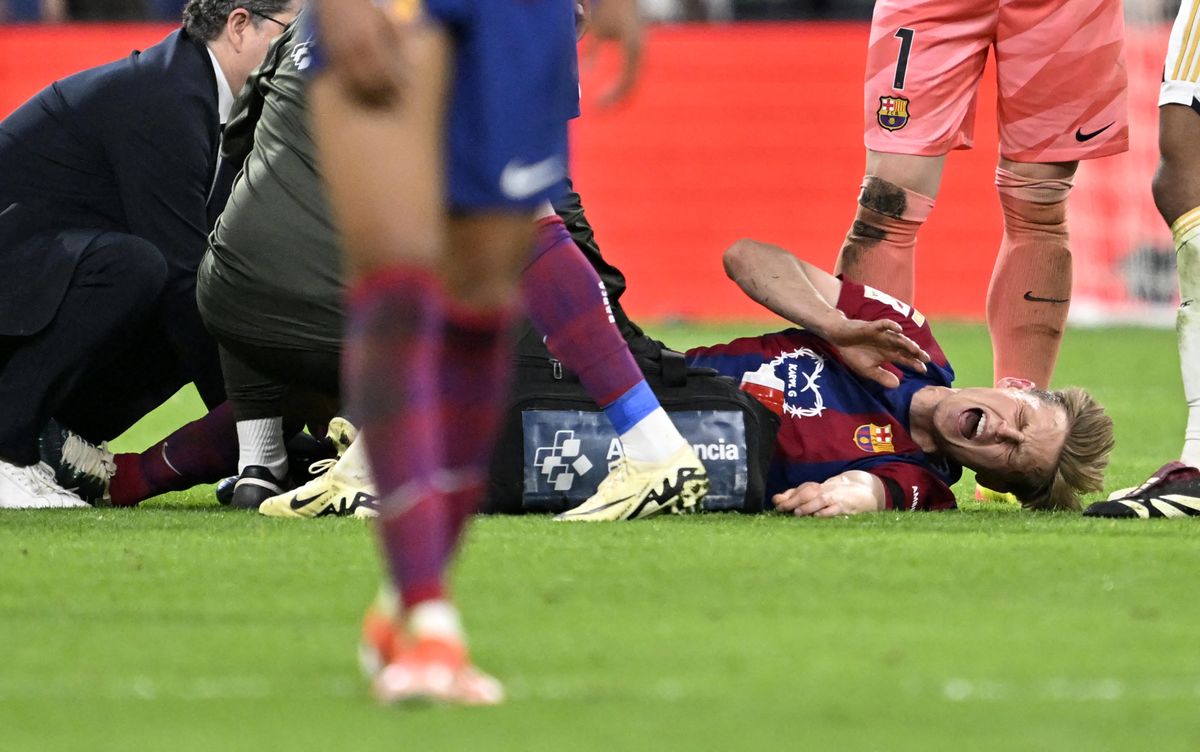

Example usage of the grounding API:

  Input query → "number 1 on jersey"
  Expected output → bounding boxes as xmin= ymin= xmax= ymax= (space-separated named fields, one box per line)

xmin=892 ymin=28 xmax=915 ymax=90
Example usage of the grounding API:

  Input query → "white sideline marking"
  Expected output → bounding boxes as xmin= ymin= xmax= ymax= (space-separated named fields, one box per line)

xmin=3 ymin=674 xmax=1198 ymax=704
xmin=937 ymin=677 xmax=1200 ymax=703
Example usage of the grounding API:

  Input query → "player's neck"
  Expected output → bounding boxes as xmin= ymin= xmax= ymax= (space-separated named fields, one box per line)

xmin=908 ymin=386 xmax=951 ymax=453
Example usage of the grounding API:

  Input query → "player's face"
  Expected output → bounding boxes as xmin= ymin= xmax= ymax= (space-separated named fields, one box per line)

xmin=930 ymin=388 xmax=1068 ymax=494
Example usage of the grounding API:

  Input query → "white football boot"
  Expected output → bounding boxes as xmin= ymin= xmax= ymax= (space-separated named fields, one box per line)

xmin=554 ymin=445 xmax=709 ymax=521
xmin=258 ymin=426 xmax=378 ymax=518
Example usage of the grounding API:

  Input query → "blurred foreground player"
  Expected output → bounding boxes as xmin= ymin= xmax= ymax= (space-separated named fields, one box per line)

xmin=1086 ymin=1 xmax=1200 ymax=518
xmin=836 ymin=0 xmax=1128 ymax=390
xmin=694 ymin=240 xmax=1115 ymax=515
xmin=0 ymin=0 xmax=296 ymax=508
xmin=308 ymin=0 xmax=649 ymax=705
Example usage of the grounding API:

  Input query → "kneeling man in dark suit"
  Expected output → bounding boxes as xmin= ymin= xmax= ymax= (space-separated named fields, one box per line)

xmin=0 ymin=0 xmax=299 ymax=507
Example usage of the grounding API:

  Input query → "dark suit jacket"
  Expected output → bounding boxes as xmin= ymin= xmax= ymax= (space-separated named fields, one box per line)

xmin=0 ymin=28 xmax=220 ymax=338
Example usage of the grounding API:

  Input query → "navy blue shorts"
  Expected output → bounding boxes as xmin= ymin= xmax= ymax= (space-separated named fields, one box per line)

xmin=303 ymin=1 xmax=577 ymax=211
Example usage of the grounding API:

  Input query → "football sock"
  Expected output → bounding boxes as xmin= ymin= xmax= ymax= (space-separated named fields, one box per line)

xmin=409 ymin=599 xmax=465 ymax=644
xmin=1171 ymin=207 xmax=1200 ymax=466
xmin=438 ymin=297 xmax=517 ymax=547
xmin=524 ymin=216 xmax=686 ymax=463
xmin=236 ymin=417 xmax=287 ymax=479
xmin=109 ymin=402 xmax=238 ymax=507
xmin=988 ymin=167 xmax=1074 ymax=387
xmin=615 ymin=403 xmax=685 ymax=463
xmin=344 ymin=267 xmax=450 ymax=609
xmin=834 ymin=176 xmax=935 ymax=304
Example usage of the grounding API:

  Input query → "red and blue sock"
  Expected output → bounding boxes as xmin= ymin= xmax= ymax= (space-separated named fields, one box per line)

xmin=523 ymin=216 xmax=683 ymax=461
xmin=346 ymin=266 xmax=515 ymax=610
xmin=110 ymin=401 xmax=238 ymax=506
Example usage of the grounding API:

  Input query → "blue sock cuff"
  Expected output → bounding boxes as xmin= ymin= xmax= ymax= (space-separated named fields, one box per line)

xmin=604 ymin=380 xmax=659 ymax=435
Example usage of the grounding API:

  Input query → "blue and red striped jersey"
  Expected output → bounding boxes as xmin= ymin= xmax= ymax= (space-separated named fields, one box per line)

xmin=685 ymin=280 xmax=960 ymax=511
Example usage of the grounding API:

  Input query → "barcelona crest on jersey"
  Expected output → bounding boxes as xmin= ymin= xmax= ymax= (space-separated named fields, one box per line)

xmin=877 ymin=96 xmax=910 ymax=131
xmin=854 ymin=423 xmax=895 ymax=454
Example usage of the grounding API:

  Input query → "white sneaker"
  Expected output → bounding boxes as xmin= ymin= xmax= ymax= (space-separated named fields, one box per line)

xmin=259 ymin=433 xmax=378 ymax=518
xmin=0 ymin=459 xmax=90 ymax=509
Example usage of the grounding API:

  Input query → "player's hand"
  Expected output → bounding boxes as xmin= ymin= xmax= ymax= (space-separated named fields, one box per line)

xmin=773 ymin=474 xmax=884 ymax=517
xmin=314 ymin=0 xmax=405 ymax=107
xmin=821 ymin=315 xmax=930 ymax=389
xmin=581 ymin=0 xmax=644 ymax=107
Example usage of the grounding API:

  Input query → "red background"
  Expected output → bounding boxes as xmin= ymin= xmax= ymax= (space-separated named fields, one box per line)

xmin=0 ymin=22 xmax=1094 ymax=322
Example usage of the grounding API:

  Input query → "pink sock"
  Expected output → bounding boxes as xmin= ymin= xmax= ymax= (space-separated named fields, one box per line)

xmin=835 ymin=176 xmax=935 ymax=304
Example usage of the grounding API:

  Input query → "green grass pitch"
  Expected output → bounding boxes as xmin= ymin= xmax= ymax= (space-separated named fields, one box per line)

xmin=2 ymin=322 xmax=1199 ymax=751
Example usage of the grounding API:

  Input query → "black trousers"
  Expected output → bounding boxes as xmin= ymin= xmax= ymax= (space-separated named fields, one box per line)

xmin=216 ymin=333 xmax=341 ymax=424
xmin=0 ymin=232 xmax=168 ymax=464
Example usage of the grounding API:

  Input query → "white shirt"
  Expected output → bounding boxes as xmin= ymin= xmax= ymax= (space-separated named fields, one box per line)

xmin=205 ymin=46 xmax=235 ymax=125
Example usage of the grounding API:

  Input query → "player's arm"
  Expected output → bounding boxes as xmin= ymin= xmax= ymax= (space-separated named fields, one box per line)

xmin=723 ymin=238 xmax=929 ymax=388
xmin=313 ymin=0 xmax=405 ymax=107
xmin=772 ymin=471 xmax=887 ymax=517
xmin=579 ymin=0 xmax=644 ymax=106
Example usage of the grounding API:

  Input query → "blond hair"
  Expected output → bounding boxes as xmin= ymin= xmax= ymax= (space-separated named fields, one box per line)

xmin=1016 ymin=387 xmax=1115 ymax=511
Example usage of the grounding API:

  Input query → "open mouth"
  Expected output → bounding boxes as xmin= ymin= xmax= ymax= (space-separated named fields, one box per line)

xmin=958 ymin=408 xmax=986 ymax=440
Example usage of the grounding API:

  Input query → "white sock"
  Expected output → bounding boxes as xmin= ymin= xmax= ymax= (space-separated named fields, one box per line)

xmin=409 ymin=599 xmax=464 ymax=643
xmin=236 ymin=417 xmax=287 ymax=478
xmin=618 ymin=407 xmax=688 ymax=463
xmin=1174 ymin=211 xmax=1200 ymax=467
xmin=374 ymin=581 xmax=400 ymax=620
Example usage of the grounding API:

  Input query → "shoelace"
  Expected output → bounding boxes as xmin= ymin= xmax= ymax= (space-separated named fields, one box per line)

xmin=26 ymin=462 xmax=68 ymax=496
xmin=307 ymin=458 xmax=338 ymax=477
xmin=594 ymin=457 xmax=631 ymax=491
xmin=61 ymin=433 xmax=116 ymax=479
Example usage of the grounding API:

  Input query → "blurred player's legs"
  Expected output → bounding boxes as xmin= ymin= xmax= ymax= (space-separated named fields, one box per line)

xmin=311 ymin=24 xmax=498 ymax=704
xmin=309 ymin=0 xmax=577 ymax=703
xmin=1087 ymin=2 xmax=1200 ymax=517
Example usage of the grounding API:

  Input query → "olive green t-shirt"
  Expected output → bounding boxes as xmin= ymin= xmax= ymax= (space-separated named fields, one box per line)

xmin=198 ymin=21 xmax=342 ymax=353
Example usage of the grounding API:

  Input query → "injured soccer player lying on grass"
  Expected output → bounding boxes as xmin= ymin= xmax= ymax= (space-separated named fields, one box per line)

xmin=254 ymin=237 xmax=1116 ymax=520
xmin=682 ymin=239 xmax=1115 ymax=517
xmin=39 ymin=236 xmax=1114 ymax=518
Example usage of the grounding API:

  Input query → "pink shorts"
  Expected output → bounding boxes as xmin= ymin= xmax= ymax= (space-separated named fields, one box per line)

xmin=864 ymin=0 xmax=1129 ymax=163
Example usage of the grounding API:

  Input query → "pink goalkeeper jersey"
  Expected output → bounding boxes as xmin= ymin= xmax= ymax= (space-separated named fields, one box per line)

xmin=864 ymin=0 xmax=1128 ymax=163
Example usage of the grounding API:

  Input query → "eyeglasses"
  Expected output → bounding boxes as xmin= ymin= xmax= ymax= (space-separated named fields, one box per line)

xmin=248 ymin=8 xmax=288 ymax=29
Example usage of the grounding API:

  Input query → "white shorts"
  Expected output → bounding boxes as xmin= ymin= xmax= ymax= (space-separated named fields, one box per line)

xmin=1161 ymin=0 xmax=1200 ymax=108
